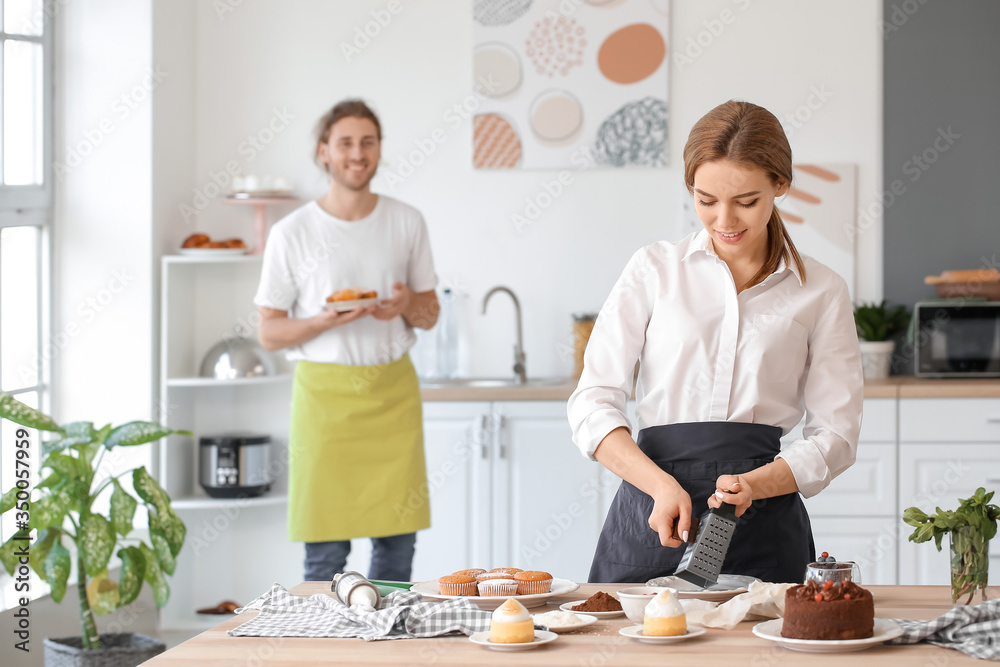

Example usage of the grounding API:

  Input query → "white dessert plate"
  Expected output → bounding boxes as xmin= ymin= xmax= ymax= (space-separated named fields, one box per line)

xmin=645 ymin=574 xmax=760 ymax=602
xmin=618 ymin=624 xmax=707 ymax=643
xmin=531 ymin=612 xmax=597 ymax=633
xmin=411 ymin=578 xmax=579 ymax=610
xmin=469 ymin=630 xmax=557 ymax=651
xmin=558 ymin=600 xmax=625 ymax=618
xmin=177 ymin=247 xmax=246 ymax=256
xmin=323 ymin=298 xmax=379 ymax=313
xmin=751 ymin=618 xmax=904 ymax=653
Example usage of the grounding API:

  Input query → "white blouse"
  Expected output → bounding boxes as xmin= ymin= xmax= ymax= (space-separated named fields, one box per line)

xmin=567 ymin=230 xmax=864 ymax=499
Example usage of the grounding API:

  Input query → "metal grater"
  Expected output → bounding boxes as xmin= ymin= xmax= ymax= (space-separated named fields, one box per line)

xmin=672 ymin=501 xmax=738 ymax=588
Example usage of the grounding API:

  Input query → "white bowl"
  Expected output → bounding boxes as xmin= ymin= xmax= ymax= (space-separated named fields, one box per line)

xmin=616 ymin=586 xmax=670 ymax=623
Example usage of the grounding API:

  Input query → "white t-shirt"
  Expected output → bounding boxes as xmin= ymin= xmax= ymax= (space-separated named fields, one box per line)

xmin=567 ymin=230 xmax=864 ymax=499
xmin=253 ymin=196 xmax=438 ymax=365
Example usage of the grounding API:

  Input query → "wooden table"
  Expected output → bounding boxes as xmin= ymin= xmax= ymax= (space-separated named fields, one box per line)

xmin=146 ymin=583 xmax=983 ymax=666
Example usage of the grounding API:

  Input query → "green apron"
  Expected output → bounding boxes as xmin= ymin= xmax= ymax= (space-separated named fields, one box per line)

xmin=287 ymin=354 xmax=430 ymax=542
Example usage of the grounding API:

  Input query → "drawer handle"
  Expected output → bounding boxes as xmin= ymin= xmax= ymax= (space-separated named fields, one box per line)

xmin=987 ymin=479 xmax=1000 ymax=485
xmin=988 ymin=418 xmax=1000 ymax=424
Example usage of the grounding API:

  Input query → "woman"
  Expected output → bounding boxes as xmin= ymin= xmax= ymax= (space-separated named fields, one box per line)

xmin=255 ymin=99 xmax=439 ymax=582
xmin=567 ymin=100 xmax=863 ymax=584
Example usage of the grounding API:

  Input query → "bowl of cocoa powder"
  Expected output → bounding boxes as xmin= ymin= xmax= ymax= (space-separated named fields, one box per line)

xmin=560 ymin=591 xmax=625 ymax=617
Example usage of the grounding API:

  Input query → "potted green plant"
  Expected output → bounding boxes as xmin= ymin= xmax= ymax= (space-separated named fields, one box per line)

xmin=903 ymin=487 xmax=999 ymax=605
xmin=854 ymin=300 xmax=910 ymax=379
xmin=0 ymin=393 xmax=191 ymax=666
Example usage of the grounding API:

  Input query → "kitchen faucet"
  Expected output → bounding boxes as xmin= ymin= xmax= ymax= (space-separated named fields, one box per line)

xmin=482 ymin=286 xmax=527 ymax=384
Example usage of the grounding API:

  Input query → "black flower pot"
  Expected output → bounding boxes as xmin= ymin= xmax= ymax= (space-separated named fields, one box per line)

xmin=43 ymin=633 xmax=165 ymax=667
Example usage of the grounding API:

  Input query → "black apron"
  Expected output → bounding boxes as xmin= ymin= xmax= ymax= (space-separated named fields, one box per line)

xmin=590 ymin=421 xmax=814 ymax=584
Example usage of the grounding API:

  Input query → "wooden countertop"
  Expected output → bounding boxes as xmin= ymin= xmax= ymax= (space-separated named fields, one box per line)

xmin=146 ymin=583 xmax=982 ymax=666
xmin=421 ymin=376 xmax=1000 ymax=402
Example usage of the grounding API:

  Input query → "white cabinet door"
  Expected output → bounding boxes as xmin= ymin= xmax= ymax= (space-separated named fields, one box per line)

xmin=492 ymin=402 xmax=609 ymax=582
xmin=898 ymin=443 xmax=1000 ymax=585
xmin=900 ymin=398 xmax=1000 ymax=442
xmin=410 ymin=402 xmax=492 ymax=581
xmin=808 ymin=517 xmax=899 ymax=585
xmin=803 ymin=443 xmax=897 ymax=517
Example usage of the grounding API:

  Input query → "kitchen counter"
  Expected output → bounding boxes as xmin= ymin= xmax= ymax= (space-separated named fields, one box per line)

xmin=421 ymin=376 xmax=1000 ymax=402
xmin=146 ymin=583 xmax=982 ymax=666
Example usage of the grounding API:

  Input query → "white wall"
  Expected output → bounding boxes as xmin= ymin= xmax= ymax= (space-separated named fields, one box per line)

xmin=172 ymin=0 xmax=882 ymax=379
xmin=52 ymin=0 xmax=155 ymax=428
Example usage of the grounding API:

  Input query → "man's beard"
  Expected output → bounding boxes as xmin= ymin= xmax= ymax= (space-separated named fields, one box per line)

xmin=332 ymin=164 xmax=376 ymax=191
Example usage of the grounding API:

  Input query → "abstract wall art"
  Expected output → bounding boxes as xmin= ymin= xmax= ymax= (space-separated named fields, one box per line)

xmin=472 ymin=0 xmax=670 ymax=170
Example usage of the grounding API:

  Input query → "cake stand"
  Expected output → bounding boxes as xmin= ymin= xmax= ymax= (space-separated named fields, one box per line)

xmin=223 ymin=194 xmax=299 ymax=255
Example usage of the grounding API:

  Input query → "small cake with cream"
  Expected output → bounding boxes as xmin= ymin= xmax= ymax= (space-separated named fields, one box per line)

xmin=489 ymin=598 xmax=534 ymax=643
xmin=642 ymin=588 xmax=687 ymax=637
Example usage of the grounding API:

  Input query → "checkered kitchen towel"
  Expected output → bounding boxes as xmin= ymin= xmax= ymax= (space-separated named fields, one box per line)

xmin=889 ymin=599 xmax=1000 ymax=661
xmin=227 ymin=584 xmax=491 ymax=641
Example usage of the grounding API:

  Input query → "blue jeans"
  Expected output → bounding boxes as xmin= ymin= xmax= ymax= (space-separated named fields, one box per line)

xmin=304 ymin=532 xmax=417 ymax=582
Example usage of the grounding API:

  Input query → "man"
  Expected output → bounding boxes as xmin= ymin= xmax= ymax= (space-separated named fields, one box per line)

xmin=255 ymin=99 xmax=438 ymax=581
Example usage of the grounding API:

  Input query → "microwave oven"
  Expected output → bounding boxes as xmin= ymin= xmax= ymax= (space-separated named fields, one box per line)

xmin=913 ymin=301 xmax=1000 ymax=377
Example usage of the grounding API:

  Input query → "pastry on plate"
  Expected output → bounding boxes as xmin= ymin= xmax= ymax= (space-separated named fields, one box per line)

xmin=181 ymin=233 xmax=210 ymax=248
xmin=478 ymin=578 xmax=518 ymax=597
xmin=489 ymin=598 xmax=534 ymax=643
xmin=643 ymin=588 xmax=686 ymax=636
xmin=513 ymin=571 xmax=552 ymax=595
xmin=438 ymin=574 xmax=477 ymax=596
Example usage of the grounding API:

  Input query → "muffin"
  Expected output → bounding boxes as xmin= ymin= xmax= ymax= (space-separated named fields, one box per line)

xmin=489 ymin=567 xmax=523 ymax=577
xmin=478 ymin=578 xmax=518 ymax=597
xmin=438 ymin=574 xmax=477 ymax=596
xmin=477 ymin=571 xmax=516 ymax=583
xmin=513 ymin=571 xmax=553 ymax=595
xmin=489 ymin=598 xmax=534 ymax=643
xmin=453 ymin=568 xmax=487 ymax=578
xmin=643 ymin=588 xmax=686 ymax=637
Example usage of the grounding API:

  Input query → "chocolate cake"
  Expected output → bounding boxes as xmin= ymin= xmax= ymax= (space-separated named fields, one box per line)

xmin=781 ymin=580 xmax=874 ymax=640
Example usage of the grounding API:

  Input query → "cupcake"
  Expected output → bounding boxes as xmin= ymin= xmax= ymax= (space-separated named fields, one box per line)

xmin=478 ymin=578 xmax=518 ymax=597
xmin=643 ymin=588 xmax=686 ymax=637
xmin=489 ymin=598 xmax=534 ymax=643
xmin=453 ymin=568 xmax=487 ymax=578
xmin=477 ymin=571 xmax=516 ymax=583
xmin=489 ymin=567 xmax=523 ymax=576
xmin=513 ymin=570 xmax=553 ymax=595
xmin=438 ymin=574 xmax=477 ymax=596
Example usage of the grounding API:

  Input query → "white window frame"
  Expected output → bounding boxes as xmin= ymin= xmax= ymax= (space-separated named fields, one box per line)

xmin=0 ymin=2 xmax=53 ymax=220
xmin=0 ymin=1 xmax=55 ymax=611
xmin=0 ymin=1 xmax=54 ymax=392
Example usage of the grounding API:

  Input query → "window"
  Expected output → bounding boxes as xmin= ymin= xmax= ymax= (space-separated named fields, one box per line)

xmin=0 ymin=0 xmax=53 ymax=610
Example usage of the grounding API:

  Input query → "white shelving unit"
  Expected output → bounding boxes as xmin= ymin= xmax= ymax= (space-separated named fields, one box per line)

xmin=157 ymin=254 xmax=302 ymax=632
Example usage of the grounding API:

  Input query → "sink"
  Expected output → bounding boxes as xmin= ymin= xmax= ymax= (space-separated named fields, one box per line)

xmin=419 ymin=377 xmax=572 ymax=389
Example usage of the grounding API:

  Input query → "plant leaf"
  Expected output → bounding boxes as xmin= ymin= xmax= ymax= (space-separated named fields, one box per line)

xmin=106 ymin=421 xmax=190 ymax=449
xmin=86 ymin=569 xmax=120 ymax=616
xmin=0 ymin=486 xmax=20 ymax=514
xmin=902 ymin=506 xmax=928 ymax=527
xmin=35 ymin=472 xmax=63 ymax=490
xmin=133 ymin=467 xmax=185 ymax=556
xmin=44 ymin=540 xmax=71 ymax=603
xmin=42 ymin=452 xmax=88 ymax=481
xmin=150 ymin=528 xmax=177 ymax=576
xmin=117 ymin=546 xmax=145 ymax=606
xmin=79 ymin=514 xmax=116 ymax=577
xmin=110 ymin=479 xmax=138 ymax=536
xmin=149 ymin=507 xmax=186 ymax=558
xmin=0 ymin=528 xmax=31 ymax=575
xmin=140 ymin=542 xmax=169 ymax=607
xmin=30 ymin=528 xmax=59 ymax=581
xmin=0 ymin=392 xmax=62 ymax=432
xmin=43 ymin=421 xmax=95 ymax=457
xmin=29 ymin=489 xmax=73 ymax=531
